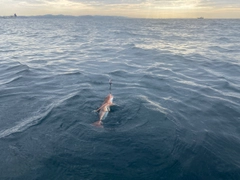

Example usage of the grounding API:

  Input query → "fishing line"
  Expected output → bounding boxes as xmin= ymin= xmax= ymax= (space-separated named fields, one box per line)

xmin=109 ymin=79 xmax=112 ymax=94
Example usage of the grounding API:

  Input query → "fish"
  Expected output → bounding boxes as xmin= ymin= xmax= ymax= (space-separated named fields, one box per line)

xmin=93 ymin=93 xmax=114 ymax=127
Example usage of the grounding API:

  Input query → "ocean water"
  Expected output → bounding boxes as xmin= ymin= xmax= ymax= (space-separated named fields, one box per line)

xmin=0 ymin=16 xmax=240 ymax=179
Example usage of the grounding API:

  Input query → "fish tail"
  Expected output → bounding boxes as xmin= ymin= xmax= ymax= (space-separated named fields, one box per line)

xmin=92 ymin=120 xmax=103 ymax=128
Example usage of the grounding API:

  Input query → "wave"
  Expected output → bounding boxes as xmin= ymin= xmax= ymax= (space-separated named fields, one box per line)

xmin=0 ymin=106 xmax=53 ymax=139
xmin=1 ymin=18 xmax=240 ymax=179
xmin=0 ymin=89 xmax=85 ymax=139
xmin=208 ymin=45 xmax=239 ymax=53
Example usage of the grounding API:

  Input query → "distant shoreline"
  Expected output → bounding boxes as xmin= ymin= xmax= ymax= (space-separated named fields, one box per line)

xmin=1 ymin=14 xmax=240 ymax=20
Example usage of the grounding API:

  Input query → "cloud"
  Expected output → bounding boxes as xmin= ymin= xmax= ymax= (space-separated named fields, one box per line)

xmin=67 ymin=0 xmax=240 ymax=10
xmin=69 ymin=0 xmax=146 ymax=5
xmin=10 ymin=0 xmax=52 ymax=4
xmin=197 ymin=0 xmax=240 ymax=8
xmin=68 ymin=0 xmax=240 ymax=6
xmin=3 ymin=0 xmax=240 ymax=8
xmin=0 ymin=0 xmax=240 ymax=18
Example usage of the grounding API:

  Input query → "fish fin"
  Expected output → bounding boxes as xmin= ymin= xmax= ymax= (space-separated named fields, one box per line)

xmin=94 ymin=103 xmax=107 ymax=113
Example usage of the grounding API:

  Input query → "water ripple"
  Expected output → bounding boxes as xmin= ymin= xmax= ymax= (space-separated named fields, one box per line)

xmin=1 ymin=17 xmax=240 ymax=179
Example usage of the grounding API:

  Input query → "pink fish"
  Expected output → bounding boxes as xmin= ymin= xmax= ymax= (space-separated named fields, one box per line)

xmin=93 ymin=93 xmax=114 ymax=127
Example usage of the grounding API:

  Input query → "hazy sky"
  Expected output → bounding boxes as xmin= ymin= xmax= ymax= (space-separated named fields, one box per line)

xmin=1 ymin=0 xmax=240 ymax=18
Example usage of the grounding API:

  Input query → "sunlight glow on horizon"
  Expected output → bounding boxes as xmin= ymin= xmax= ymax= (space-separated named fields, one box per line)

xmin=0 ymin=0 xmax=240 ymax=18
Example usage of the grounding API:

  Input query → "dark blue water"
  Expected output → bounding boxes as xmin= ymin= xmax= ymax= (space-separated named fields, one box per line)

xmin=1 ymin=17 xmax=240 ymax=179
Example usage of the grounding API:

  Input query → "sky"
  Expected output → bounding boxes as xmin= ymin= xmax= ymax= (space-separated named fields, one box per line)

xmin=0 ymin=0 xmax=240 ymax=18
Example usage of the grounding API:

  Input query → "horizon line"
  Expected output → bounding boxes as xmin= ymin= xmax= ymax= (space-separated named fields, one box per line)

xmin=1 ymin=14 xmax=240 ymax=20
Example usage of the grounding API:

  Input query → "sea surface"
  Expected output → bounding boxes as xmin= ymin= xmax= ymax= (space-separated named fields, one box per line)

xmin=0 ymin=16 xmax=240 ymax=180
